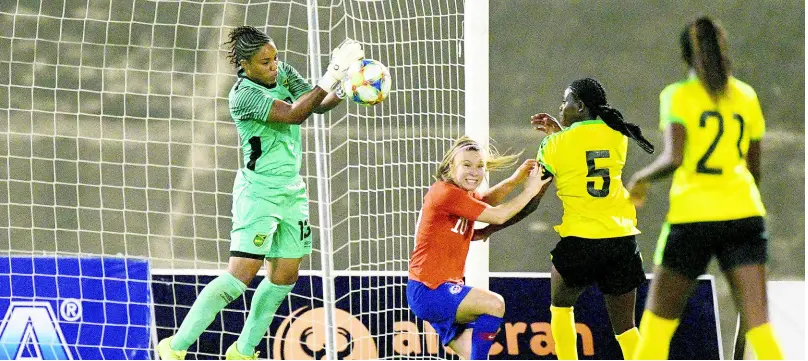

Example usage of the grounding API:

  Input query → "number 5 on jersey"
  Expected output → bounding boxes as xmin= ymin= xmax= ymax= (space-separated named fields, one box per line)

xmin=451 ymin=217 xmax=469 ymax=234
xmin=586 ymin=150 xmax=611 ymax=197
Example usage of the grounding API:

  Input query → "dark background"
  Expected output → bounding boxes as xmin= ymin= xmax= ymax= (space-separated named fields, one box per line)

xmin=487 ymin=2 xmax=804 ymax=354
xmin=488 ymin=0 xmax=804 ymax=277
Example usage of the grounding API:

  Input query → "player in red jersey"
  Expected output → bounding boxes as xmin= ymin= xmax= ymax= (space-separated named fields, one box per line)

xmin=407 ymin=135 xmax=552 ymax=359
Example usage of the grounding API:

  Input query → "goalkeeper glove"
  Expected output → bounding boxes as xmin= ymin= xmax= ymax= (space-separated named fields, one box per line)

xmin=317 ymin=38 xmax=364 ymax=91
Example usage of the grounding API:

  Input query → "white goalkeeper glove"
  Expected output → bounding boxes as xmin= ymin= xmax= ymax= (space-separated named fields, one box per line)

xmin=317 ymin=38 xmax=364 ymax=91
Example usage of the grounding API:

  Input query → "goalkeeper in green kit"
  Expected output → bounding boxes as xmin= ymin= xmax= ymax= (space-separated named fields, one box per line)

xmin=157 ymin=26 xmax=363 ymax=360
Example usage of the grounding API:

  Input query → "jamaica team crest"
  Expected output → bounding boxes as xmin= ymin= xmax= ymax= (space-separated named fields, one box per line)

xmin=253 ymin=234 xmax=268 ymax=247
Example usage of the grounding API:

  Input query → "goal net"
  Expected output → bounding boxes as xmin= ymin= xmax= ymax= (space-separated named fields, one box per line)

xmin=0 ymin=0 xmax=472 ymax=359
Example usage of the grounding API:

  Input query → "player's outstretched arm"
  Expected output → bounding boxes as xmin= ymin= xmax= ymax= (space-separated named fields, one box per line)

xmin=472 ymin=179 xmax=552 ymax=241
xmin=266 ymin=39 xmax=364 ymax=124
xmin=627 ymin=123 xmax=685 ymax=207
xmin=530 ymin=113 xmax=563 ymax=135
xmin=483 ymin=159 xmax=537 ymax=206
xmin=313 ymin=92 xmax=344 ymax=114
xmin=476 ymin=165 xmax=551 ymax=225
xmin=747 ymin=140 xmax=762 ymax=185
xmin=268 ymin=89 xmax=329 ymax=124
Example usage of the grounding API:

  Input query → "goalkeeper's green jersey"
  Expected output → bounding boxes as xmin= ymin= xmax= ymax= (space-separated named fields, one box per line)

xmin=228 ymin=61 xmax=313 ymax=178
xmin=659 ymin=76 xmax=766 ymax=223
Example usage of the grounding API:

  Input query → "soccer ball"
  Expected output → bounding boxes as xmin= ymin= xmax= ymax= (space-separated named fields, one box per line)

xmin=341 ymin=59 xmax=392 ymax=106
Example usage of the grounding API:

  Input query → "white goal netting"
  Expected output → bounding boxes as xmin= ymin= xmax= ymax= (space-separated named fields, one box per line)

xmin=1 ymin=0 xmax=469 ymax=359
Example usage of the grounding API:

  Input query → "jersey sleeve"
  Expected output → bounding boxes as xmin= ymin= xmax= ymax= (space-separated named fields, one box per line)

xmin=659 ymin=83 xmax=686 ymax=130
xmin=281 ymin=62 xmax=314 ymax=100
xmin=536 ymin=135 xmax=557 ymax=176
xmin=432 ymin=183 xmax=488 ymax=222
xmin=746 ymin=91 xmax=766 ymax=141
xmin=231 ymin=87 xmax=274 ymax=123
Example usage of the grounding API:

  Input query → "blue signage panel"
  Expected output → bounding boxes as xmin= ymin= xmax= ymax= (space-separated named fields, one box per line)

xmin=151 ymin=273 xmax=719 ymax=359
xmin=489 ymin=276 xmax=720 ymax=359
xmin=0 ymin=257 xmax=153 ymax=360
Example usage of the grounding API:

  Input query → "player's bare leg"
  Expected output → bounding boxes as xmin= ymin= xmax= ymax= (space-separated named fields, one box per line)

xmin=725 ymin=264 xmax=768 ymax=331
xmin=605 ymin=289 xmax=640 ymax=359
xmin=725 ymin=264 xmax=783 ymax=359
xmin=454 ymin=288 xmax=505 ymax=359
xmin=227 ymin=257 xmax=265 ymax=285
xmin=549 ymin=266 xmax=586 ymax=307
xmin=455 ymin=288 xmax=505 ymax=322
xmin=447 ymin=329 xmax=473 ymax=360
xmin=267 ymin=257 xmax=304 ymax=285
xmin=604 ymin=289 xmax=637 ymax=334
xmin=644 ymin=266 xmax=695 ymax=318
xmin=634 ymin=266 xmax=695 ymax=359
xmin=549 ymin=266 xmax=586 ymax=359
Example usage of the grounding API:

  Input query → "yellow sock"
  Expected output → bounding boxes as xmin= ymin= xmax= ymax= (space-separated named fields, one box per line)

xmin=746 ymin=323 xmax=784 ymax=360
xmin=615 ymin=327 xmax=640 ymax=360
xmin=550 ymin=305 xmax=578 ymax=360
xmin=633 ymin=310 xmax=679 ymax=360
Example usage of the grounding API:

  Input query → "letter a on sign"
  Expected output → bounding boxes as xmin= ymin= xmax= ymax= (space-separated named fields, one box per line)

xmin=0 ymin=302 xmax=72 ymax=360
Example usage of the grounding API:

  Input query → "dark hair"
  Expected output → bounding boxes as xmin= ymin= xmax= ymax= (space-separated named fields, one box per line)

xmin=569 ymin=78 xmax=654 ymax=154
xmin=225 ymin=26 xmax=273 ymax=68
xmin=680 ymin=17 xmax=731 ymax=98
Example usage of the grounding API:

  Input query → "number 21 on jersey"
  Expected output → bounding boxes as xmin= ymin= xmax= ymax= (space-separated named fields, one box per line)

xmin=451 ymin=217 xmax=470 ymax=234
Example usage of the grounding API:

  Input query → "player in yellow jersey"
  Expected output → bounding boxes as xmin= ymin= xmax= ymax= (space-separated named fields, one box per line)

xmin=627 ymin=17 xmax=783 ymax=360
xmin=531 ymin=78 xmax=654 ymax=360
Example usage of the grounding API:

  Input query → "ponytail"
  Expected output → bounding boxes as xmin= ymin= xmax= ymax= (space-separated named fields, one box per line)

xmin=569 ymin=78 xmax=655 ymax=154
xmin=682 ymin=17 xmax=731 ymax=98
xmin=597 ymin=105 xmax=655 ymax=154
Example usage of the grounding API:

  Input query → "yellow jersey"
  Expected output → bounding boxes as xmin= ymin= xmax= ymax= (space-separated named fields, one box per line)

xmin=660 ymin=77 xmax=766 ymax=223
xmin=537 ymin=120 xmax=640 ymax=239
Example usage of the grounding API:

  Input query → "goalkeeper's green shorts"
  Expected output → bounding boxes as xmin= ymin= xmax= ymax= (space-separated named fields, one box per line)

xmin=229 ymin=169 xmax=312 ymax=259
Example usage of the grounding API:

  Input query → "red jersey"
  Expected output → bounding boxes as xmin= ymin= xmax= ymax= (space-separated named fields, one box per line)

xmin=408 ymin=181 xmax=489 ymax=289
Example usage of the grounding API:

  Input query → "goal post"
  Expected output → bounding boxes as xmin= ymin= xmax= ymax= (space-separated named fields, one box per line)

xmin=463 ymin=0 xmax=491 ymax=290
xmin=304 ymin=0 xmax=339 ymax=359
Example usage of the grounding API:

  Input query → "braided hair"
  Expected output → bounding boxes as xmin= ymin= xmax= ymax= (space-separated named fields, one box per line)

xmin=680 ymin=17 xmax=731 ymax=99
xmin=225 ymin=26 xmax=273 ymax=68
xmin=569 ymin=78 xmax=655 ymax=154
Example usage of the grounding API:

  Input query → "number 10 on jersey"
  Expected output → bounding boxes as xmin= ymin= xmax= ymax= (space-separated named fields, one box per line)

xmin=451 ymin=217 xmax=470 ymax=234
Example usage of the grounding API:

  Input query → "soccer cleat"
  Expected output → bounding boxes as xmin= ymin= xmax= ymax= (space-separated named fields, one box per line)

xmin=225 ymin=343 xmax=259 ymax=360
xmin=157 ymin=337 xmax=187 ymax=360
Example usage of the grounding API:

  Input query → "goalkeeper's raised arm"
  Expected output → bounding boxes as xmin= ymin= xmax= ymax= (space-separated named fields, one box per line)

xmin=225 ymin=26 xmax=363 ymax=125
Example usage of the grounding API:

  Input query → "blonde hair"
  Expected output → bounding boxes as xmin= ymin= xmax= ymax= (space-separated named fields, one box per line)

xmin=434 ymin=135 xmax=521 ymax=182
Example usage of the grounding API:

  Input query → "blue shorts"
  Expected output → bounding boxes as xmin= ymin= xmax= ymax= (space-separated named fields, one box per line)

xmin=406 ymin=279 xmax=472 ymax=346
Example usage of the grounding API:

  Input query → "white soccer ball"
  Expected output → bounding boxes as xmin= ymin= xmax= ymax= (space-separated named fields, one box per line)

xmin=341 ymin=59 xmax=392 ymax=106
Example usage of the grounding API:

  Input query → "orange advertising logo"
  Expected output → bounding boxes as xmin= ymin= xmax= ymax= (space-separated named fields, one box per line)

xmin=273 ymin=307 xmax=594 ymax=359
xmin=489 ymin=322 xmax=594 ymax=357
xmin=272 ymin=307 xmax=378 ymax=360
xmin=393 ymin=320 xmax=594 ymax=357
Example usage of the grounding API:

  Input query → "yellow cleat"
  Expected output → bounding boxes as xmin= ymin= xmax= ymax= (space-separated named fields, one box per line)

xmin=157 ymin=336 xmax=187 ymax=360
xmin=225 ymin=343 xmax=259 ymax=360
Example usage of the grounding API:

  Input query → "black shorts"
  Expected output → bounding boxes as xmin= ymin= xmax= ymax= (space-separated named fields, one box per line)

xmin=550 ymin=235 xmax=646 ymax=295
xmin=659 ymin=216 xmax=768 ymax=280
